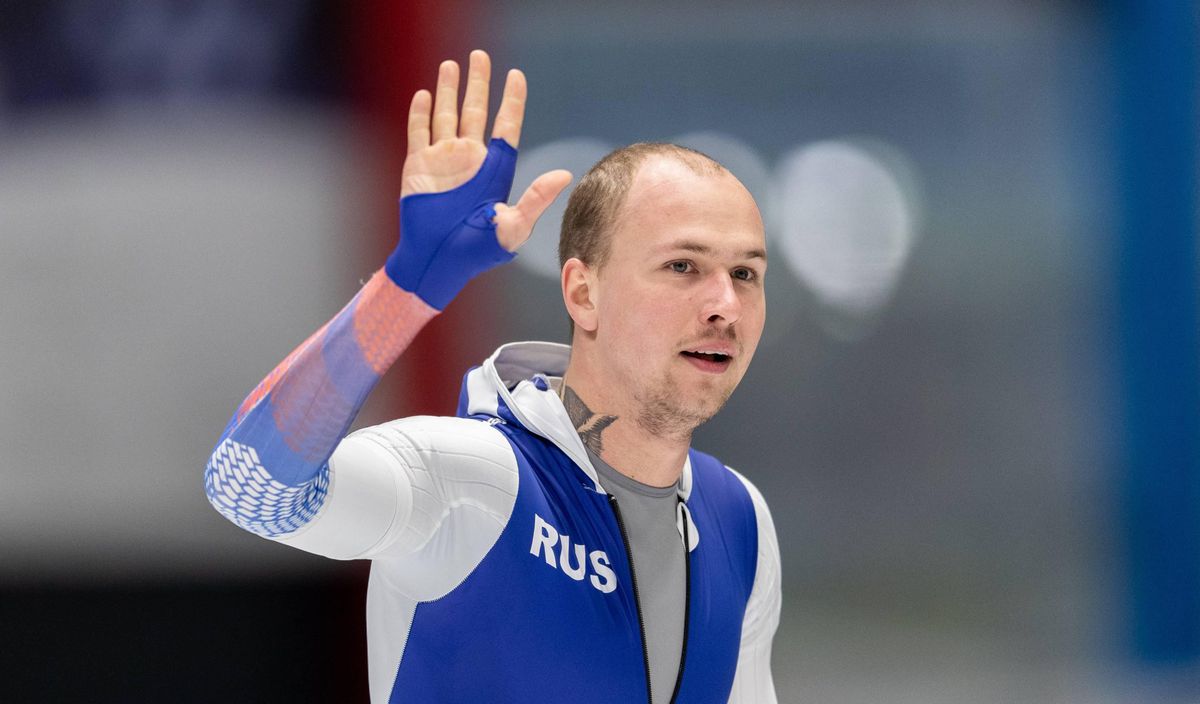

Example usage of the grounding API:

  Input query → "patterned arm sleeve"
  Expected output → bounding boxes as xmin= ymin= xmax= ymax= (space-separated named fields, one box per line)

xmin=206 ymin=140 xmax=522 ymax=555
xmin=204 ymin=270 xmax=438 ymax=543
xmin=728 ymin=472 xmax=783 ymax=704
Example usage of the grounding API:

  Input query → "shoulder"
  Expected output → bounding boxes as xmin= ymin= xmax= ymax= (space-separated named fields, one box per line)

xmin=723 ymin=465 xmax=774 ymax=532
xmin=345 ymin=415 xmax=514 ymax=462
xmin=326 ymin=416 xmax=522 ymax=567
xmin=688 ymin=449 xmax=769 ymax=517
xmin=331 ymin=416 xmax=521 ymax=498
xmin=689 ymin=449 xmax=779 ymax=564
xmin=724 ymin=465 xmax=781 ymax=605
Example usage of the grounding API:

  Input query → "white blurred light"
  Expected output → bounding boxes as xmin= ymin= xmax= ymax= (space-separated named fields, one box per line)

xmin=774 ymin=139 xmax=919 ymax=320
xmin=510 ymin=137 xmax=614 ymax=279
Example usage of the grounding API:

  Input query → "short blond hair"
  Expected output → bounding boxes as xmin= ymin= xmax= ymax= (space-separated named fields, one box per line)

xmin=558 ymin=143 xmax=727 ymax=271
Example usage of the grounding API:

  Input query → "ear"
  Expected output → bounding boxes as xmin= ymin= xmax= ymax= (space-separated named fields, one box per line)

xmin=561 ymin=257 xmax=598 ymax=333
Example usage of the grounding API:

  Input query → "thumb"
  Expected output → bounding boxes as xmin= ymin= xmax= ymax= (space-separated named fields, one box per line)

xmin=494 ymin=169 xmax=573 ymax=251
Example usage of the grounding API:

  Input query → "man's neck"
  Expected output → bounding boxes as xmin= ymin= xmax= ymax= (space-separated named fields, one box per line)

xmin=559 ymin=377 xmax=690 ymax=489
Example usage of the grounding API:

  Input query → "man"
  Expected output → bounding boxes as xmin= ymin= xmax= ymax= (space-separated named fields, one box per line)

xmin=205 ymin=50 xmax=780 ymax=703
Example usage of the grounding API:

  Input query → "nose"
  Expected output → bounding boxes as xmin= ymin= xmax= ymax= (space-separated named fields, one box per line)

xmin=701 ymin=271 xmax=741 ymax=326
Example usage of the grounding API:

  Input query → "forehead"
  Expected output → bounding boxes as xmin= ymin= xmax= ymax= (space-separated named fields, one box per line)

xmin=609 ymin=156 xmax=765 ymax=258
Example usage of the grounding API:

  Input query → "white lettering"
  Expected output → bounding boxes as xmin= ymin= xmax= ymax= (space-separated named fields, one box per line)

xmin=559 ymin=535 xmax=587 ymax=581
xmin=530 ymin=515 xmax=618 ymax=593
xmin=530 ymin=513 xmax=558 ymax=568
xmin=589 ymin=550 xmax=617 ymax=593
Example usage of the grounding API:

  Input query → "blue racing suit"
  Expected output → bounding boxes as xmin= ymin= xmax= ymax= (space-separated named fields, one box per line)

xmin=204 ymin=140 xmax=781 ymax=703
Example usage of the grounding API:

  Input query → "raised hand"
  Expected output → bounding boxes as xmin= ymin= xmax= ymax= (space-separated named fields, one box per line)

xmin=400 ymin=50 xmax=571 ymax=253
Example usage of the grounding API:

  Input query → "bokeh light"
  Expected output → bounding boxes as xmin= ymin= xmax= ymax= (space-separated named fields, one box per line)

xmin=774 ymin=138 xmax=921 ymax=338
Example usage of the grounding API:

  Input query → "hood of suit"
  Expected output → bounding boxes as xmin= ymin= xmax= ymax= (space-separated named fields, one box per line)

xmin=456 ymin=340 xmax=695 ymax=503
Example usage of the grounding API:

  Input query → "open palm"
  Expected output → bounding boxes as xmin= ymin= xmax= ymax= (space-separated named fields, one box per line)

xmin=400 ymin=51 xmax=571 ymax=252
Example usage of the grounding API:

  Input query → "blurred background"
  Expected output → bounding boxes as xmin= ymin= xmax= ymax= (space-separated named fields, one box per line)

xmin=1 ymin=1 xmax=1197 ymax=702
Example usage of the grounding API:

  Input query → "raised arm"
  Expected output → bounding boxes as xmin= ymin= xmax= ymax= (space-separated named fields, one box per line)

xmin=205 ymin=51 xmax=570 ymax=546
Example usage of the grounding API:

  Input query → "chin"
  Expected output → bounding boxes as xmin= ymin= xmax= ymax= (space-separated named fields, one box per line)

xmin=634 ymin=387 xmax=733 ymax=438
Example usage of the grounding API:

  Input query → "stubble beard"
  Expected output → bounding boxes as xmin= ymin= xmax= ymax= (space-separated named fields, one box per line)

xmin=633 ymin=369 xmax=736 ymax=441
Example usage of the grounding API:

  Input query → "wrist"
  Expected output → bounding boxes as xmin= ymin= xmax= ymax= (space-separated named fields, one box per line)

xmin=386 ymin=139 xmax=519 ymax=310
xmin=354 ymin=269 xmax=441 ymax=374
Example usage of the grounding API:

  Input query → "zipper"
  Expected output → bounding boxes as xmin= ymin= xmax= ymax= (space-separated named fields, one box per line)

xmin=667 ymin=500 xmax=691 ymax=704
xmin=608 ymin=495 xmax=693 ymax=704
xmin=608 ymin=495 xmax=654 ymax=704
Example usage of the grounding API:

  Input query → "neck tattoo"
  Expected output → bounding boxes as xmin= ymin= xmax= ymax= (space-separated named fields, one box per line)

xmin=562 ymin=386 xmax=618 ymax=456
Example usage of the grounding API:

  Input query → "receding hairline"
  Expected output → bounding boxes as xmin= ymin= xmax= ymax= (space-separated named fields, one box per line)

xmin=609 ymin=146 xmax=732 ymax=215
xmin=557 ymin=142 xmax=754 ymax=337
xmin=629 ymin=143 xmax=729 ymax=174
xmin=558 ymin=143 xmax=739 ymax=271
xmin=613 ymin=153 xmax=749 ymax=222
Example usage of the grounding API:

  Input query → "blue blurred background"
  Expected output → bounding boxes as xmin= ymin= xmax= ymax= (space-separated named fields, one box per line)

xmin=1 ymin=1 xmax=1197 ymax=701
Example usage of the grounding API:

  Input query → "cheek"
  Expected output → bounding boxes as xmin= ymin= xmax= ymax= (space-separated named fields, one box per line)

xmin=728 ymin=296 xmax=766 ymax=364
xmin=604 ymin=286 xmax=670 ymax=330
xmin=749 ymin=302 xmax=767 ymax=337
xmin=627 ymin=304 xmax=686 ymax=348
xmin=743 ymin=291 xmax=767 ymax=330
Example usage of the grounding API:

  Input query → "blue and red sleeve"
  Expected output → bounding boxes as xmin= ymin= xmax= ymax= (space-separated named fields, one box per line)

xmin=204 ymin=138 xmax=519 ymax=538
xmin=205 ymin=272 xmax=438 ymax=537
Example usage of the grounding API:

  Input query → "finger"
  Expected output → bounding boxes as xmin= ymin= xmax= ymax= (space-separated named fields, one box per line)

xmin=491 ymin=69 xmax=527 ymax=148
xmin=406 ymin=89 xmax=431 ymax=154
xmin=512 ymin=170 xmax=573 ymax=222
xmin=459 ymin=50 xmax=491 ymax=142
xmin=494 ymin=169 xmax=573 ymax=251
xmin=431 ymin=60 xmax=460 ymax=142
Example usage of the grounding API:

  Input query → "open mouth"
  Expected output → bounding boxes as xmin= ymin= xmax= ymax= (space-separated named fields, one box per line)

xmin=680 ymin=350 xmax=733 ymax=373
xmin=681 ymin=351 xmax=731 ymax=363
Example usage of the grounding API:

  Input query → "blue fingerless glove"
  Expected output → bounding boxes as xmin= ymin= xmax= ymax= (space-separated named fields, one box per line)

xmin=386 ymin=138 xmax=518 ymax=310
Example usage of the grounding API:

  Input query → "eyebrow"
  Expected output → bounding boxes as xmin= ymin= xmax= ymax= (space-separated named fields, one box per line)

xmin=658 ymin=240 xmax=767 ymax=261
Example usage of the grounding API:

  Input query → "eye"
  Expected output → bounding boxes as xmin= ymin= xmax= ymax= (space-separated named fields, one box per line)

xmin=668 ymin=261 xmax=695 ymax=274
xmin=732 ymin=267 xmax=758 ymax=282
